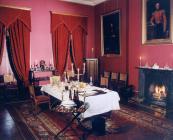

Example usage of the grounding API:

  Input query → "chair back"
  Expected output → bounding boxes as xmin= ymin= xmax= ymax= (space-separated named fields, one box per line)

xmin=104 ymin=71 xmax=110 ymax=78
xmin=100 ymin=76 xmax=109 ymax=88
xmin=0 ymin=75 xmax=4 ymax=83
xmin=4 ymin=74 xmax=15 ymax=83
xmin=111 ymin=72 xmax=119 ymax=81
xmin=119 ymin=73 xmax=128 ymax=86
xmin=67 ymin=70 xmax=75 ymax=78
xmin=50 ymin=76 xmax=60 ymax=85
xmin=28 ymin=85 xmax=36 ymax=99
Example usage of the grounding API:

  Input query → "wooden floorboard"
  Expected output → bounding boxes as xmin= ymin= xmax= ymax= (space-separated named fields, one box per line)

xmin=0 ymin=104 xmax=36 ymax=140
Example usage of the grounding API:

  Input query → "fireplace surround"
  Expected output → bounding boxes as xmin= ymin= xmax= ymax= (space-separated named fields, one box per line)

xmin=138 ymin=67 xmax=173 ymax=118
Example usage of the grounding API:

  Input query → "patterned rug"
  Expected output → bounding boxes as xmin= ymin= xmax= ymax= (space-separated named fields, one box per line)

xmin=114 ymin=105 xmax=173 ymax=135
xmin=7 ymin=101 xmax=173 ymax=140
xmin=7 ymin=101 xmax=122 ymax=140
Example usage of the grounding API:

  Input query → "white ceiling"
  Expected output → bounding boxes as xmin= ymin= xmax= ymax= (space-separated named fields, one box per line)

xmin=60 ymin=0 xmax=107 ymax=6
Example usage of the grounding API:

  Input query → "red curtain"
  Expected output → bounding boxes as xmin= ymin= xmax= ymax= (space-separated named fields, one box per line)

xmin=72 ymin=26 xmax=87 ymax=70
xmin=0 ymin=7 xmax=31 ymax=85
xmin=51 ymin=13 xmax=87 ymax=33
xmin=0 ymin=7 xmax=31 ymax=29
xmin=51 ymin=12 xmax=87 ymax=74
xmin=8 ymin=19 xmax=30 ymax=85
xmin=52 ymin=24 xmax=69 ymax=75
xmin=0 ymin=22 xmax=5 ymax=65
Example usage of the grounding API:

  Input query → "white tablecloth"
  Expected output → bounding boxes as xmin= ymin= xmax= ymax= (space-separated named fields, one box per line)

xmin=41 ymin=84 xmax=120 ymax=118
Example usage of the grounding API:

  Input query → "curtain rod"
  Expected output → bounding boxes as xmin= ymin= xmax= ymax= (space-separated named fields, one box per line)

xmin=0 ymin=4 xmax=31 ymax=11
xmin=50 ymin=11 xmax=88 ymax=17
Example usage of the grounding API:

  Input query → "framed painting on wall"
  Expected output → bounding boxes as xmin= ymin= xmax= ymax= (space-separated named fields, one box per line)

xmin=142 ymin=0 xmax=173 ymax=44
xmin=101 ymin=10 xmax=120 ymax=56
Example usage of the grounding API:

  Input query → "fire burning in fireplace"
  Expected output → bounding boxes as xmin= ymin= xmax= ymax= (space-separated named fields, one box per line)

xmin=149 ymin=84 xmax=167 ymax=100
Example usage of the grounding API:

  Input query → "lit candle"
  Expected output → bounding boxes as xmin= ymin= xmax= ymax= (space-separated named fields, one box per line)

xmin=77 ymin=68 xmax=79 ymax=74
xmin=139 ymin=56 xmax=142 ymax=67
xmin=91 ymin=48 xmax=94 ymax=53
xmin=91 ymin=48 xmax=94 ymax=57
xmin=71 ymin=63 xmax=74 ymax=72
xmin=64 ymin=71 xmax=67 ymax=82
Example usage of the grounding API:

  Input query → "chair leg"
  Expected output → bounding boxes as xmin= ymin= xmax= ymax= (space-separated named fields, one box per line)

xmin=30 ymin=100 xmax=35 ymax=114
xmin=35 ymin=103 xmax=39 ymax=113
xmin=48 ymin=102 xmax=51 ymax=110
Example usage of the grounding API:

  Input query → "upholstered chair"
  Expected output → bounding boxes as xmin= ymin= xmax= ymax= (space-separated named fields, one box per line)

xmin=28 ymin=85 xmax=50 ymax=112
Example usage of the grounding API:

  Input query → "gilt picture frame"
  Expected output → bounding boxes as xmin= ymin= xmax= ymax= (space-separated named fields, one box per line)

xmin=101 ymin=10 xmax=120 ymax=56
xmin=142 ymin=0 xmax=173 ymax=45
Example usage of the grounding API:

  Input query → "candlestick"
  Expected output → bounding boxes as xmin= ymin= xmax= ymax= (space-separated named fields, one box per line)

xmin=139 ymin=56 xmax=142 ymax=67
xmin=77 ymin=68 xmax=79 ymax=81
xmin=90 ymin=76 xmax=93 ymax=85
xmin=67 ymin=75 xmax=70 ymax=82
xmin=91 ymin=48 xmax=94 ymax=58
xmin=64 ymin=71 xmax=66 ymax=81
xmin=83 ymin=63 xmax=85 ymax=74
xmin=71 ymin=63 xmax=74 ymax=72
xmin=77 ymin=74 xmax=79 ymax=82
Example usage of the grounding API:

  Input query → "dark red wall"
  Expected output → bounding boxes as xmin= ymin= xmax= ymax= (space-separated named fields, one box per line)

xmin=95 ymin=0 xmax=128 ymax=74
xmin=128 ymin=0 xmax=173 ymax=89
xmin=95 ymin=0 xmax=173 ymax=90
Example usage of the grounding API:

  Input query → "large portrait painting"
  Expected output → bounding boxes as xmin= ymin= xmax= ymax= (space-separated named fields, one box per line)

xmin=101 ymin=10 xmax=120 ymax=56
xmin=142 ymin=0 xmax=173 ymax=44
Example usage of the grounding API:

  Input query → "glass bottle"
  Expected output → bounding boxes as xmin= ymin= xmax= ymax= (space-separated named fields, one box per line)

xmin=69 ymin=89 xmax=72 ymax=100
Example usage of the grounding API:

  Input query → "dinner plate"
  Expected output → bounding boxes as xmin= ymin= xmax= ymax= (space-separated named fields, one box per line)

xmin=80 ymin=90 xmax=97 ymax=96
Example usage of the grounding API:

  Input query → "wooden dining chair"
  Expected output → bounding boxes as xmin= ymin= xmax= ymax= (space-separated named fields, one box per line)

xmin=50 ymin=76 xmax=60 ymax=85
xmin=28 ymin=85 xmax=50 ymax=112
xmin=117 ymin=73 xmax=134 ymax=102
xmin=110 ymin=72 xmax=119 ymax=90
xmin=111 ymin=72 xmax=119 ymax=81
xmin=100 ymin=76 xmax=109 ymax=88
xmin=103 ymin=71 xmax=110 ymax=78
xmin=119 ymin=73 xmax=128 ymax=86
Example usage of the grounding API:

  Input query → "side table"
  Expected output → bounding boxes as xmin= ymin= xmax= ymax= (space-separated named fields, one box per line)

xmin=53 ymin=104 xmax=87 ymax=140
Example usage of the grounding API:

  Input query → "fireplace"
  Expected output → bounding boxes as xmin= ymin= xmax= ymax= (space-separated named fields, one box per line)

xmin=148 ymin=83 xmax=167 ymax=107
xmin=138 ymin=67 xmax=173 ymax=118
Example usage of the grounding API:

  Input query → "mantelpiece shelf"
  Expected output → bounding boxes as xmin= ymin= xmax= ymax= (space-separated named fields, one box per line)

xmin=136 ymin=66 xmax=173 ymax=72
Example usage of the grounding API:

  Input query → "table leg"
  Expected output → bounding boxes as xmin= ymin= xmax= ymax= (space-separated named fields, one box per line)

xmin=54 ymin=112 xmax=81 ymax=139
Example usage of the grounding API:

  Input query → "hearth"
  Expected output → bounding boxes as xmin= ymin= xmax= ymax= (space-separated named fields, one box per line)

xmin=138 ymin=67 xmax=173 ymax=118
xmin=148 ymin=84 xmax=167 ymax=107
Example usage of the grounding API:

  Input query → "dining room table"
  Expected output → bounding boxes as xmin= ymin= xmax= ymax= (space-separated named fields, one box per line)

xmin=41 ymin=81 xmax=120 ymax=139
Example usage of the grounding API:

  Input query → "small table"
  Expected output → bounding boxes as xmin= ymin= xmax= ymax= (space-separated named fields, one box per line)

xmin=53 ymin=104 xmax=87 ymax=140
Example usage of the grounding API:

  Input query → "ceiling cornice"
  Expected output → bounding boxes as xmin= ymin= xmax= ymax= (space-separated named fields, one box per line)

xmin=60 ymin=0 xmax=107 ymax=6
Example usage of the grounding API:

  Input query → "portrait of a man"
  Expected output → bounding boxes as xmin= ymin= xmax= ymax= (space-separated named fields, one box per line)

xmin=147 ymin=0 xmax=169 ymax=40
xmin=142 ymin=0 xmax=173 ymax=44
xmin=101 ymin=10 xmax=120 ymax=55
